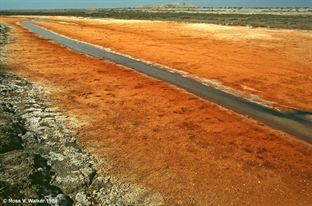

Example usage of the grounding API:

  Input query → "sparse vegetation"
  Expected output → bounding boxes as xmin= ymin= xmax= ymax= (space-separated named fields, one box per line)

xmin=1 ymin=8 xmax=312 ymax=30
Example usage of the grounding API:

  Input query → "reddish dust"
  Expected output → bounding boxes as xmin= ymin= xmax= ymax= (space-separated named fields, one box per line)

xmin=34 ymin=16 xmax=312 ymax=112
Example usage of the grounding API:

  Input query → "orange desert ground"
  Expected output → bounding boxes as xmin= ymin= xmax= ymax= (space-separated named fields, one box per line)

xmin=1 ymin=16 xmax=312 ymax=205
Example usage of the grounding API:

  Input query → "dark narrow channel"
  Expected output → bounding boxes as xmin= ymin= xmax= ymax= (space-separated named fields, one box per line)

xmin=19 ymin=22 xmax=312 ymax=143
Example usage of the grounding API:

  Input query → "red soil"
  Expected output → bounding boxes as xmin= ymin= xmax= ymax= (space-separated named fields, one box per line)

xmin=2 ymin=17 xmax=312 ymax=205
xmin=34 ymin=17 xmax=312 ymax=112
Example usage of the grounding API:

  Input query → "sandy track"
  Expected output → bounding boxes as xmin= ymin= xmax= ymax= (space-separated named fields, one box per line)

xmin=2 ymin=17 xmax=312 ymax=205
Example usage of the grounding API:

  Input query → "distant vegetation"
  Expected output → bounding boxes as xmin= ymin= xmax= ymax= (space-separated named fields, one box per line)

xmin=137 ymin=2 xmax=197 ymax=9
xmin=1 ymin=7 xmax=312 ymax=30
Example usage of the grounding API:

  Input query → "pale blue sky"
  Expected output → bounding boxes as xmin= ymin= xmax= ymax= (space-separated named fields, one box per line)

xmin=0 ymin=0 xmax=311 ymax=10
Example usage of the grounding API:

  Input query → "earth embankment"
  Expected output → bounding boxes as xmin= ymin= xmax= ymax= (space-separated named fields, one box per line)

xmin=0 ymin=22 xmax=162 ymax=206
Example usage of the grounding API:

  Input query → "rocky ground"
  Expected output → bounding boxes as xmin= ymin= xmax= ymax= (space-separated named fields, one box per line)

xmin=0 ymin=23 xmax=162 ymax=206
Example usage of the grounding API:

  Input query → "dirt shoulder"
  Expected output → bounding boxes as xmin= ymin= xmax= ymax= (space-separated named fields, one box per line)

xmin=0 ymin=67 xmax=161 ymax=206
xmin=2 ymin=17 xmax=312 ymax=205
xmin=0 ymin=21 xmax=163 ymax=206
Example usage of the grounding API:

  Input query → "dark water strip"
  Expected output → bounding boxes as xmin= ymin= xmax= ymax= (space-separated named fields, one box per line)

xmin=19 ymin=22 xmax=312 ymax=143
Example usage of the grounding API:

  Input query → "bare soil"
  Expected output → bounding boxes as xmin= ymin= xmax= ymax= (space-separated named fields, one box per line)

xmin=1 ymin=16 xmax=312 ymax=205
